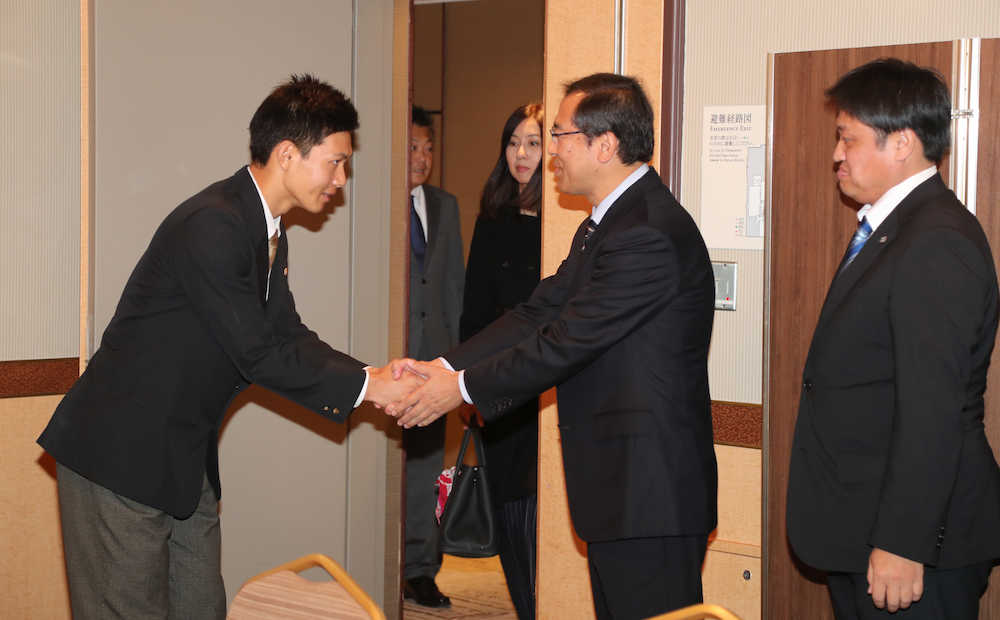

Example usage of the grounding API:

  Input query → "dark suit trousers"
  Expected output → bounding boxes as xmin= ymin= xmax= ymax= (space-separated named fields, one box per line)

xmin=827 ymin=563 xmax=991 ymax=620
xmin=496 ymin=493 xmax=537 ymax=620
xmin=403 ymin=416 xmax=447 ymax=579
xmin=587 ymin=534 xmax=707 ymax=620
xmin=58 ymin=464 xmax=226 ymax=620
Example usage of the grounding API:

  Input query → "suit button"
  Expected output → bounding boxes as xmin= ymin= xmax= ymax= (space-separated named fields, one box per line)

xmin=422 ymin=278 xmax=427 ymax=284
xmin=421 ymin=312 xmax=426 ymax=318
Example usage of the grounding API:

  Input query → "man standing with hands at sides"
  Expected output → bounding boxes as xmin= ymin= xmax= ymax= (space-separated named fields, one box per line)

xmin=402 ymin=105 xmax=465 ymax=609
xmin=785 ymin=59 xmax=1000 ymax=619
xmin=38 ymin=74 xmax=420 ymax=620
xmin=389 ymin=73 xmax=718 ymax=620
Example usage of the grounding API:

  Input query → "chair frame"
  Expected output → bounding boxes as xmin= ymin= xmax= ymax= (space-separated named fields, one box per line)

xmin=244 ymin=553 xmax=386 ymax=620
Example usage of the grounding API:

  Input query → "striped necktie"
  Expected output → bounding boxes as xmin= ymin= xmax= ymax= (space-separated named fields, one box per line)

xmin=268 ymin=231 xmax=279 ymax=271
xmin=840 ymin=216 xmax=872 ymax=272
xmin=579 ymin=218 xmax=597 ymax=251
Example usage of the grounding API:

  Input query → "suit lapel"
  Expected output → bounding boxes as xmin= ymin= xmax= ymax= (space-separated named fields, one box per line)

xmin=423 ymin=186 xmax=442 ymax=267
xmin=227 ymin=167 xmax=270 ymax=305
xmin=584 ymin=167 xmax=660 ymax=251
xmin=811 ymin=173 xmax=946 ymax=341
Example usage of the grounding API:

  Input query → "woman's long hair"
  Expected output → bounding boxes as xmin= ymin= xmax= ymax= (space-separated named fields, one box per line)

xmin=479 ymin=103 xmax=543 ymax=219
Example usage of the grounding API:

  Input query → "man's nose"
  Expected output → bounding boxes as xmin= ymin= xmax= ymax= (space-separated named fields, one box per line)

xmin=832 ymin=141 xmax=845 ymax=162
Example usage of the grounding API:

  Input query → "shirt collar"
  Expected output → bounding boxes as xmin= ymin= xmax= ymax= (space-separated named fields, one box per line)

xmin=247 ymin=165 xmax=281 ymax=240
xmin=591 ymin=164 xmax=649 ymax=225
xmin=857 ymin=165 xmax=937 ymax=232
xmin=410 ymin=184 xmax=425 ymax=206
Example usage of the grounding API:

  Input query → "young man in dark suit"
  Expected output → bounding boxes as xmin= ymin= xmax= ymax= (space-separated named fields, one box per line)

xmin=389 ymin=74 xmax=718 ymax=620
xmin=38 ymin=75 xmax=419 ymax=619
xmin=402 ymin=105 xmax=465 ymax=608
xmin=786 ymin=58 xmax=1000 ymax=619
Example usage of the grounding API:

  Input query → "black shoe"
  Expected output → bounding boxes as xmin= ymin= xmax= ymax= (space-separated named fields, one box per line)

xmin=404 ymin=576 xmax=451 ymax=608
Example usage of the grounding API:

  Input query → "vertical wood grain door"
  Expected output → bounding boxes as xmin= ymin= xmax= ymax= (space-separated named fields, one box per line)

xmin=765 ymin=39 xmax=1000 ymax=618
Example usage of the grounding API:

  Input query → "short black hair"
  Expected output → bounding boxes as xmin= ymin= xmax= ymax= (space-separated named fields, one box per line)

xmin=249 ymin=74 xmax=359 ymax=165
xmin=563 ymin=73 xmax=654 ymax=165
xmin=826 ymin=58 xmax=951 ymax=164
xmin=412 ymin=105 xmax=434 ymax=139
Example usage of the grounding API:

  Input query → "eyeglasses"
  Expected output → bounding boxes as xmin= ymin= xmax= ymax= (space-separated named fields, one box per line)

xmin=549 ymin=128 xmax=584 ymax=141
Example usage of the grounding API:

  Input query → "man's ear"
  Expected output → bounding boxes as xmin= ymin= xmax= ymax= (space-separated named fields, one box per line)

xmin=273 ymin=140 xmax=298 ymax=170
xmin=595 ymin=131 xmax=619 ymax=164
xmin=892 ymin=128 xmax=919 ymax=162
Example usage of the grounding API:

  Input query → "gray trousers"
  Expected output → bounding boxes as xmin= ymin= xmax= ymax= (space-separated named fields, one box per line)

xmin=402 ymin=416 xmax=447 ymax=580
xmin=57 ymin=464 xmax=226 ymax=620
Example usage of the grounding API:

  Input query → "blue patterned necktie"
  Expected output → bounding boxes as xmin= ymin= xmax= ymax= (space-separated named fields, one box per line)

xmin=410 ymin=196 xmax=427 ymax=273
xmin=841 ymin=216 xmax=872 ymax=271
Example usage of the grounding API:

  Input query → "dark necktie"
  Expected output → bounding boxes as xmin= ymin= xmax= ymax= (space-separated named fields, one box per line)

xmin=410 ymin=196 xmax=427 ymax=273
xmin=840 ymin=216 xmax=872 ymax=273
xmin=580 ymin=218 xmax=597 ymax=251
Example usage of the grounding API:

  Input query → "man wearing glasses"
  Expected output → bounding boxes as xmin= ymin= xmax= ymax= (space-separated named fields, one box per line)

xmin=387 ymin=73 xmax=718 ymax=620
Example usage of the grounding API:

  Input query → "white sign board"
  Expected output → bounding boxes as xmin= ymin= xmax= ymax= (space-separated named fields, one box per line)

xmin=700 ymin=105 xmax=766 ymax=250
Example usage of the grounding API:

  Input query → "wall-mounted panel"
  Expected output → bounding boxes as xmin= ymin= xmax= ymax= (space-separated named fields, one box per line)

xmin=0 ymin=1 xmax=81 ymax=361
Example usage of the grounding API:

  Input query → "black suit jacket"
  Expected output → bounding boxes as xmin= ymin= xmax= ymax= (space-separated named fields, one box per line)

xmin=446 ymin=168 xmax=717 ymax=542
xmin=39 ymin=167 xmax=366 ymax=518
xmin=787 ymin=174 xmax=1000 ymax=572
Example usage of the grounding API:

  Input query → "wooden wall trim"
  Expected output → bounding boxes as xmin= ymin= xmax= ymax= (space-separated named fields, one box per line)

xmin=0 ymin=358 xmax=79 ymax=399
xmin=659 ymin=0 xmax=684 ymax=194
xmin=712 ymin=400 xmax=762 ymax=449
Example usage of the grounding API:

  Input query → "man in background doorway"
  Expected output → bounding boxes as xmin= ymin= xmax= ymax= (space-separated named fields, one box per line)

xmin=403 ymin=105 xmax=465 ymax=608
xmin=787 ymin=58 xmax=1000 ymax=619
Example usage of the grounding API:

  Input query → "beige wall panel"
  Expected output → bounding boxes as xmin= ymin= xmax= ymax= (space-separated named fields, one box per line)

xmin=686 ymin=1 xmax=1000 ymax=403
xmin=441 ymin=0 xmax=545 ymax=260
xmin=0 ymin=395 xmax=69 ymax=619
xmin=703 ymin=549 xmax=761 ymax=620
xmin=708 ymin=248 xmax=764 ymax=404
xmin=348 ymin=0 xmax=401 ymax=610
xmin=538 ymin=0 xmax=614 ymax=617
xmin=624 ymin=0 xmax=663 ymax=172
xmin=714 ymin=444 xmax=761 ymax=546
xmin=413 ymin=3 xmax=444 ymax=189
xmin=1 ymin=1 xmax=80 ymax=361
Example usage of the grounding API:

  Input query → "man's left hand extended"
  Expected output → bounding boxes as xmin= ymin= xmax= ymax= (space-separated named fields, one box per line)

xmin=867 ymin=547 xmax=924 ymax=612
xmin=385 ymin=359 xmax=463 ymax=428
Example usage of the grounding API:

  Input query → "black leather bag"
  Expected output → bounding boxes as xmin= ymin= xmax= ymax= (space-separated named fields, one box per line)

xmin=438 ymin=421 xmax=499 ymax=557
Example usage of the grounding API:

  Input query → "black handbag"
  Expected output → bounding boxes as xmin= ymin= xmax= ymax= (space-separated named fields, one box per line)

xmin=438 ymin=421 xmax=499 ymax=557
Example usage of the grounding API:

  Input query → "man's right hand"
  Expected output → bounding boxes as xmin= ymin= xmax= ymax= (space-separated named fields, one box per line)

xmin=364 ymin=364 xmax=424 ymax=409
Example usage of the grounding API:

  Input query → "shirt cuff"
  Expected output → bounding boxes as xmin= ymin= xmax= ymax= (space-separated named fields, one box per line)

xmin=437 ymin=357 xmax=473 ymax=405
xmin=354 ymin=367 xmax=371 ymax=408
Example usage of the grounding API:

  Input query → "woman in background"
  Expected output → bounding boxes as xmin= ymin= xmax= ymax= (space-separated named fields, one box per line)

xmin=460 ymin=102 xmax=544 ymax=620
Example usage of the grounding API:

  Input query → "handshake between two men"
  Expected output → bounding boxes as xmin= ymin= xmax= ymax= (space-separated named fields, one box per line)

xmin=364 ymin=358 xmax=463 ymax=428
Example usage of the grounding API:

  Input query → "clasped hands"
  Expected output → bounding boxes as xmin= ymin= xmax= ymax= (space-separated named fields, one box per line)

xmin=364 ymin=358 xmax=464 ymax=428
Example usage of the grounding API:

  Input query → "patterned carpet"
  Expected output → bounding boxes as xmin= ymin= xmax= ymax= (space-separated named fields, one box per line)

xmin=403 ymin=555 xmax=517 ymax=620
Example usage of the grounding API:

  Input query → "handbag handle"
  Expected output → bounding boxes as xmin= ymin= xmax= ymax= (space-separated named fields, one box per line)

xmin=453 ymin=418 xmax=487 ymax=470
